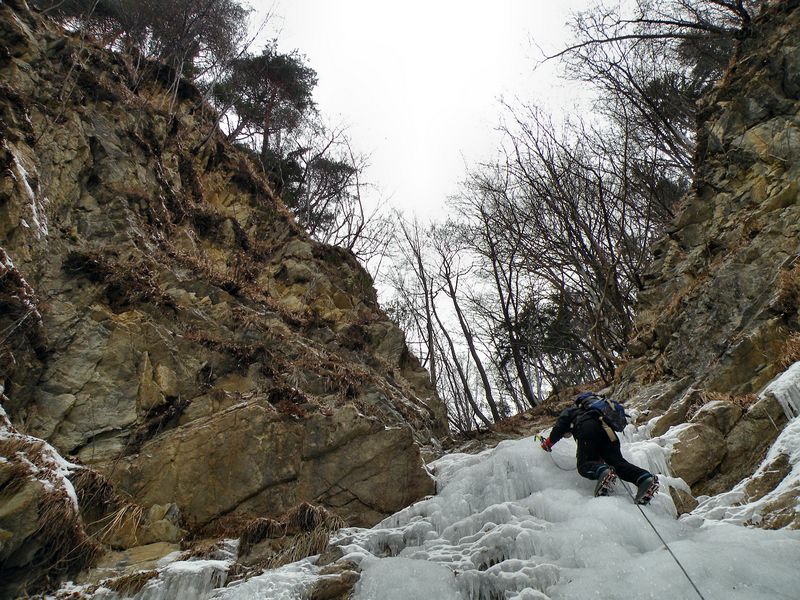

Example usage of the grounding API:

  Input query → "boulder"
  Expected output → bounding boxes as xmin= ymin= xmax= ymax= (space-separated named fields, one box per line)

xmin=668 ymin=423 xmax=726 ymax=486
xmin=690 ymin=400 xmax=743 ymax=435
xmin=113 ymin=404 xmax=434 ymax=528
xmin=669 ymin=487 xmax=699 ymax=516
xmin=311 ymin=562 xmax=361 ymax=600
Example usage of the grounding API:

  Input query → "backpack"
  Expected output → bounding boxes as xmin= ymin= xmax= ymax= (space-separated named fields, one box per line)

xmin=582 ymin=395 xmax=628 ymax=432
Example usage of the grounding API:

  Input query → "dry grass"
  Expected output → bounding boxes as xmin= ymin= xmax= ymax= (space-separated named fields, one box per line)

xmin=220 ymin=502 xmax=349 ymax=583
xmin=262 ymin=526 xmax=339 ymax=568
xmin=776 ymin=262 xmax=800 ymax=316
xmin=104 ymin=570 xmax=159 ymax=595
xmin=183 ymin=327 xmax=272 ymax=373
xmin=35 ymin=487 xmax=105 ymax=580
xmin=686 ymin=390 xmax=758 ymax=421
xmin=0 ymin=435 xmax=145 ymax=591
xmin=70 ymin=465 xmax=150 ymax=547
xmin=0 ymin=454 xmax=35 ymax=497
xmin=93 ymin=502 xmax=146 ymax=546
xmin=641 ymin=355 xmax=667 ymax=385
xmin=192 ymin=511 xmax=262 ymax=542
xmin=62 ymin=250 xmax=173 ymax=310
xmin=167 ymin=247 xmax=257 ymax=298
xmin=178 ymin=538 xmax=227 ymax=560
xmin=238 ymin=517 xmax=286 ymax=557
xmin=185 ymin=503 xmax=348 ymax=578
xmin=71 ymin=466 xmax=119 ymax=514
xmin=778 ymin=332 xmax=800 ymax=368
xmin=283 ymin=502 xmax=342 ymax=534
xmin=0 ymin=434 xmax=47 ymax=467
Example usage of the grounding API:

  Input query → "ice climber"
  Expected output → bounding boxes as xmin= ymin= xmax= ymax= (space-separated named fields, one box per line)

xmin=539 ymin=391 xmax=659 ymax=504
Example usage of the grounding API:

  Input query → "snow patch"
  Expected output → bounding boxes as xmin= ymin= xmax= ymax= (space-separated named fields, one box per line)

xmin=209 ymin=559 xmax=318 ymax=600
xmin=9 ymin=148 xmax=48 ymax=239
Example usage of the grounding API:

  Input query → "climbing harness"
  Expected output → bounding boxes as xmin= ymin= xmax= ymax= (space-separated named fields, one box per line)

xmin=533 ymin=434 xmax=708 ymax=600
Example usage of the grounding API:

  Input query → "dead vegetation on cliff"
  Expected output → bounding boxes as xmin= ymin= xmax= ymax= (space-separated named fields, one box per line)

xmin=684 ymin=390 xmax=758 ymax=421
xmin=0 ymin=433 xmax=104 ymax=594
xmin=62 ymin=250 xmax=175 ymax=310
xmin=232 ymin=502 xmax=348 ymax=578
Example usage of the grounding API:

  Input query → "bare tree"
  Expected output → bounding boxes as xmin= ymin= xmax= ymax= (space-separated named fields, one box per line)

xmin=430 ymin=224 xmax=503 ymax=422
xmin=430 ymin=296 xmax=492 ymax=428
xmin=553 ymin=0 xmax=758 ymax=188
xmin=389 ymin=216 xmax=437 ymax=387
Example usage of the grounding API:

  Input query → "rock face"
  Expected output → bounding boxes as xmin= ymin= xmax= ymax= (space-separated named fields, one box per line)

xmin=0 ymin=0 xmax=446 ymax=589
xmin=114 ymin=405 xmax=434 ymax=528
xmin=615 ymin=1 xmax=800 ymax=508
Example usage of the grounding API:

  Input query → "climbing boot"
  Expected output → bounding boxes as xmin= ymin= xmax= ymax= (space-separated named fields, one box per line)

xmin=594 ymin=466 xmax=617 ymax=497
xmin=634 ymin=475 xmax=659 ymax=505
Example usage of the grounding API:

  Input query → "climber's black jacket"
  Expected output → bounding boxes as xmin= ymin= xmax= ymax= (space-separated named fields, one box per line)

xmin=546 ymin=406 xmax=650 ymax=484
xmin=548 ymin=406 xmax=606 ymax=445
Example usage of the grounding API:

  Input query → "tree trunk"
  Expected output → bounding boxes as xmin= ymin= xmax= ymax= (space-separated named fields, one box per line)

xmin=432 ymin=296 xmax=492 ymax=428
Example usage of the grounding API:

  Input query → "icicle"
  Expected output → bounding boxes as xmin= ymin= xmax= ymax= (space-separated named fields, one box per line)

xmin=759 ymin=361 xmax=800 ymax=420
xmin=8 ymin=149 xmax=48 ymax=239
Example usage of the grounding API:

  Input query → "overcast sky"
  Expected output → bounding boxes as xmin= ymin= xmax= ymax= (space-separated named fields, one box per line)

xmin=253 ymin=0 xmax=591 ymax=219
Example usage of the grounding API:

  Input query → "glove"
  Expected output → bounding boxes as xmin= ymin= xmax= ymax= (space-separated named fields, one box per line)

xmin=540 ymin=437 xmax=553 ymax=452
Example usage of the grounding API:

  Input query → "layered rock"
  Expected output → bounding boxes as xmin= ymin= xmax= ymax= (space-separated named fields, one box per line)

xmin=0 ymin=0 xmax=446 ymax=590
xmin=615 ymin=0 xmax=800 ymax=507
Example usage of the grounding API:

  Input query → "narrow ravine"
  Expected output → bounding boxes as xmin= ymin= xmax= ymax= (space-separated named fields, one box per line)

xmin=56 ymin=402 xmax=800 ymax=600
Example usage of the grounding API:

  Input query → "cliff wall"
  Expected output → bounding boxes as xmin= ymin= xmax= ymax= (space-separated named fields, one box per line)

xmin=616 ymin=0 xmax=800 ymax=525
xmin=0 ymin=1 xmax=447 ymax=592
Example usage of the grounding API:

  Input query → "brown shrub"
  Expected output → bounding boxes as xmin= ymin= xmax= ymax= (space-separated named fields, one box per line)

xmin=778 ymin=333 xmax=800 ymax=368
xmin=238 ymin=518 xmax=286 ymax=556
xmin=686 ymin=391 xmax=758 ymax=421
xmin=105 ymin=570 xmax=158 ymax=595
xmin=62 ymin=250 xmax=172 ymax=310
xmin=776 ymin=263 xmax=800 ymax=316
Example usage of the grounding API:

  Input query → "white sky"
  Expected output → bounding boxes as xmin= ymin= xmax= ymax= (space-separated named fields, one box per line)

xmin=253 ymin=0 xmax=591 ymax=220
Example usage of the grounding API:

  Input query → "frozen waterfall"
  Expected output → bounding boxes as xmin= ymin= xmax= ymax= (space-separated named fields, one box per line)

xmin=58 ymin=420 xmax=800 ymax=600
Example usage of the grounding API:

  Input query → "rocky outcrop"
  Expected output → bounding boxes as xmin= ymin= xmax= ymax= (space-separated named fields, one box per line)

xmin=114 ymin=404 xmax=434 ymax=528
xmin=0 ymin=0 xmax=446 ymax=591
xmin=615 ymin=1 xmax=800 ymax=512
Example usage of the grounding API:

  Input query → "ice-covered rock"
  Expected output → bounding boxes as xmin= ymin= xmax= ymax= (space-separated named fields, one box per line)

xmin=759 ymin=361 xmax=800 ymax=420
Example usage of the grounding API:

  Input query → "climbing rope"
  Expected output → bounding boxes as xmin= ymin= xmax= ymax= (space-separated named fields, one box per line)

xmin=619 ymin=481 xmax=708 ymax=600
xmin=533 ymin=435 xmax=708 ymax=600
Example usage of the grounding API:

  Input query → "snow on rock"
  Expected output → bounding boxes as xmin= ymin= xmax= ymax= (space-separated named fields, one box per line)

xmin=692 ymin=415 xmax=800 ymax=526
xmin=0 ymin=409 xmax=80 ymax=509
xmin=9 ymin=145 xmax=49 ymax=239
xmin=0 ymin=396 xmax=11 ymax=429
xmin=92 ymin=559 xmax=230 ymax=600
xmin=759 ymin=361 xmax=800 ymax=420
xmin=0 ymin=247 xmax=41 ymax=321
xmin=209 ymin=559 xmax=319 ymax=600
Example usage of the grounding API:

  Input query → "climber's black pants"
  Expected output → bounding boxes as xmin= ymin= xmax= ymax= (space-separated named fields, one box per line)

xmin=575 ymin=418 xmax=650 ymax=484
